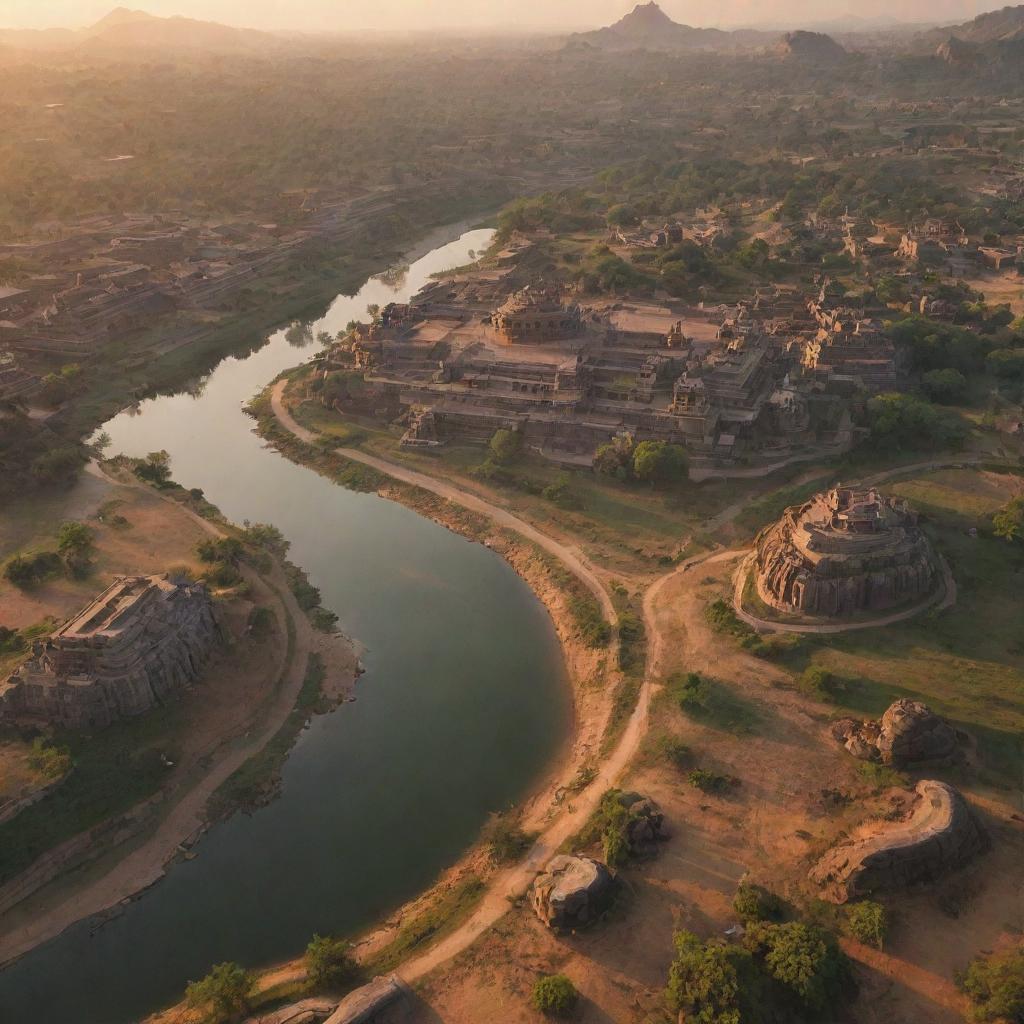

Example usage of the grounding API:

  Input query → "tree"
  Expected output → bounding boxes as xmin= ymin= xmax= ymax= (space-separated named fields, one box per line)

xmin=488 ymin=428 xmax=521 ymax=466
xmin=594 ymin=433 xmax=635 ymax=481
xmin=993 ymin=498 xmax=1024 ymax=543
xmin=666 ymin=931 xmax=742 ymax=1024
xmin=57 ymin=521 xmax=94 ymax=558
xmin=135 ymin=450 xmax=172 ymax=486
xmin=922 ymin=368 xmax=968 ymax=404
xmin=987 ymin=348 xmax=1024 ymax=379
xmin=753 ymin=921 xmax=847 ymax=1011
xmin=632 ymin=441 xmax=687 ymax=486
xmin=185 ymin=962 xmax=254 ymax=1022
xmin=732 ymin=881 xmax=782 ymax=924
xmin=304 ymin=934 xmax=358 ymax=989
xmin=532 ymin=974 xmax=578 ymax=1017
xmin=958 ymin=945 xmax=1024 ymax=1023
xmin=846 ymin=901 xmax=887 ymax=950
xmin=866 ymin=393 xmax=966 ymax=452
xmin=196 ymin=536 xmax=245 ymax=565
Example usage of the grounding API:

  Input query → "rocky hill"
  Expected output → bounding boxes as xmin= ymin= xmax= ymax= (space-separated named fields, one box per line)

xmin=926 ymin=3 xmax=1024 ymax=44
xmin=777 ymin=30 xmax=848 ymax=61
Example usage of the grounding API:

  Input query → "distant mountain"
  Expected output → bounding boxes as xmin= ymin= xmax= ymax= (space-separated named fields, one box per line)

xmin=0 ymin=7 xmax=283 ymax=56
xmin=923 ymin=3 xmax=1024 ymax=45
xmin=936 ymin=34 xmax=978 ymax=64
xmin=776 ymin=30 xmax=848 ymax=61
xmin=568 ymin=2 xmax=767 ymax=52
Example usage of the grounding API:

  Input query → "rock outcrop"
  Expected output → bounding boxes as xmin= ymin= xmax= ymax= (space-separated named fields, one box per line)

xmin=753 ymin=487 xmax=940 ymax=619
xmin=777 ymin=31 xmax=847 ymax=62
xmin=531 ymin=855 xmax=615 ymax=930
xmin=831 ymin=699 xmax=962 ymax=767
xmin=809 ymin=780 xmax=988 ymax=903
xmin=618 ymin=792 xmax=668 ymax=852
xmin=323 ymin=976 xmax=406 ymax=1024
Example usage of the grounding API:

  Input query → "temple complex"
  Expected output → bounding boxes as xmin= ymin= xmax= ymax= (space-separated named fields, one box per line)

xmin=753 ymin=487 xmax=940 ymax=618
xmin=0 ymin=574 xmax=219 ymax=730
xmin=489 ymin=286 xmax=582 ymax=344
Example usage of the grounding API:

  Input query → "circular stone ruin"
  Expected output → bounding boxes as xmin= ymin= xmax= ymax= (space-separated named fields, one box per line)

xmin=752 ymin=486 xmax=940 ymax=619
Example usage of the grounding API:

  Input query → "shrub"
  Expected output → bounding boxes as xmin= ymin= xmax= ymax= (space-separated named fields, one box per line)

xmin=632 ymin=440 xmax=687 ymax=486
xmin=304 ymin=934 xmax=358 ymax=989
xmin=196 ymin=537 xmax=245 ymax=565
xmin=134 ymin=450 xmax=173 ymax=486
xmin=488 ymin=428 xmax=521 ymax=466
xmin=56 ymin=521 xmax=94 ymax=558
xmin=654 ymin=735 xmax=692 ymax=770
xmin=846 ymin=901 xmax=887 ymax=949
xmin=185 ymin=962 xmax=254 ymax=1023
xmin=28 ymin=738 xmax=72 ymax=780
xmin=481 ymin=813 xmax=535 ymax=864
xmin=687 ymin=768 xmax=736 ymax=794
xmin=532 ymin=974 xmax=578 ymax=1017
xmin=958 ymin=945 xmax=1024 ymax=1022
xmin=797 ymin=665 xmax=840 ymax=703
xmin=3 ymin=551 xmax=62 ymax=589
xmin=733 ymin=881 xmax=782 ymax=924
xmin=993 ymin=498 xmax=1024 ymax=543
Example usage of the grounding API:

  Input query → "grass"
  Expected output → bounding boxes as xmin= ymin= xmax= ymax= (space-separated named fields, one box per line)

xmin=364 ymin=876 xmax=486 ymax=975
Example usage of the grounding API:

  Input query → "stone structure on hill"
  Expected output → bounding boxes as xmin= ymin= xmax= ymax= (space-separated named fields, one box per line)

xmin=753 ymin=487 xmax=940 ymax=618
xmin=489 ymin=286 xmax=582 ymax=344
xmin=531 ymin=855 xmax=615 ymax=930
xmin=831 ymin=699 xmax=962 ymax=767
xmin=809 ymin=780 xmax=988 ymax=903
xmin=0 ymin=574 xmax=218 ymax=730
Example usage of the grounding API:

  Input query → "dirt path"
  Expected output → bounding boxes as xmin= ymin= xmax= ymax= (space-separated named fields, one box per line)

xmin=267 ymin=380 xmax=733 ymax=987
xmin=270 ymin=381 xmax=615 ymax=625
xmin=0 ymin=466 xmax=325 ymax=968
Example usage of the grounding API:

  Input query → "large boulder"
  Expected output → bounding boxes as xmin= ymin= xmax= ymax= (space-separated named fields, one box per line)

xmin=809 ymin=780 xmax=988 ymax=903
xmin=323 ymin=976 xmax=406 ymax=1024
xmin=615 ymin=791 xmax=668 ymax=852
xmin=830 ymin=699 xmax=961 ymax=767
xmin=531 ymin=855 xmax=614 ymax=931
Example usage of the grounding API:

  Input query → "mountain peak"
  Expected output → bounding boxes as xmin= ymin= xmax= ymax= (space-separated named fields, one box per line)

xmin=616 ymin=3 xmax=675 ymax=28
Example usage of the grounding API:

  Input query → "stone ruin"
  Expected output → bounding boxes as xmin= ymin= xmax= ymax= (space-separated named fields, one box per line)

xmin=531 ymin=855 xmax=615 ymax=931
xmin=0 ymin=574 xmax=219 ymax=730
xmin=831 ymin=699 xmax=963 ymax=767
xmin=809 ymin=780 xmax=988 ymax=903
xmin=753 ymin=487 xmax=940 ymax=618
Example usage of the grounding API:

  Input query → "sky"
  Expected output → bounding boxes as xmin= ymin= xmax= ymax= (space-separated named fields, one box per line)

xmin=0 ymin=0 xmax=1004 ymax=33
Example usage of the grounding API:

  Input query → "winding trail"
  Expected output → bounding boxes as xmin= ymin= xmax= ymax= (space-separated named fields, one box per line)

xmin=267 ymin=379 xmax=693 ymax=985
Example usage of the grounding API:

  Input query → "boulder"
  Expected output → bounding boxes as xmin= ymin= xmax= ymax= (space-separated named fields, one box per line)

xmin=809 ymin=780 xmax=988 ymax=903
xmin=831 ymin=699 xmax=961 ymax=767
xmin=323 ymin=976 xmax=406 ymax=1024
xmin=531 ymin=855 xmax=614 ymax=930
xmin=617 ymin=791 xmax=668 ymax=850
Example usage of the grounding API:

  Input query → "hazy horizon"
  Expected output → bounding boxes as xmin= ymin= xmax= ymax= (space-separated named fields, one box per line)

xmin=0 ymin=0 xmax=1009 ymax=34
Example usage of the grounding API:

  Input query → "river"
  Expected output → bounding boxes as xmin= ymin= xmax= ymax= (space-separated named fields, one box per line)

xmin=0 ymin=228 xmax=571 ymax=1023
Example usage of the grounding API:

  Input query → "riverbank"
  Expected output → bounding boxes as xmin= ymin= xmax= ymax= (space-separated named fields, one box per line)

xmin=0 ymin=463 xmax=359 ymax=968
xmin=131 ymin=374 xmax=655 ymax=1021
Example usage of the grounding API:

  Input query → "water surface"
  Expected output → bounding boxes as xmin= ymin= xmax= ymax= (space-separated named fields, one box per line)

xmin=0 ymin=229 xmax=570 ymax=1024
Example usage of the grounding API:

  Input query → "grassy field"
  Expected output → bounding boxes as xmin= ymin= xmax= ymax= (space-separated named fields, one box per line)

xmin=780 ymin=467 xmax=1024 ymax=784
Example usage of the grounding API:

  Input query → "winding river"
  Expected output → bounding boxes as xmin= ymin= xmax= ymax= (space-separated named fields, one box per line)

xmin=0 ymin=228 xmax=571 ymax=1023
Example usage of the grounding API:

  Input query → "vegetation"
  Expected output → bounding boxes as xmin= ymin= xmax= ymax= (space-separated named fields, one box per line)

xmin=668 ymin=671 xmax=760 ymax=734
xmin=481 ymin=813 xmax=535 ymax=864
xmin=958 ymin=944 xmax=1024 ymax=1023
xmin=304 ymin=934 xmax=359 ymax=989
xmin=185 ymin=962 xmax=255 ymax=1023
xmin=865 ymin=393 xmax=966 ymax=453
xmin=846 ymin=901 xmax=888 ymax=950
xmin=531 ymin=974 xmax=579 ymax=1017
xmin=732 ymin=882 xmax=783 ymax=924
xmin=993 ymin=497 xmax=1024 ymax=543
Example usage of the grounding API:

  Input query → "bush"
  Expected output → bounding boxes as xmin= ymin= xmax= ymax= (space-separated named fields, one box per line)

xmin=3 ymin=551 xmax=62 ymax=588
xmin=196 ymin=537 xmax=245 ymax=565
xmin=632 ymin=440 xmax=687 ymax=486
xmin=846 ymin=901 xmax=887 ymax=949
xmin=185 ymin=962 xmax=254 ymax=1023
xmin=687 ymin=768 xmax=736 ymax=794
xmin=532 ymin=974 xmax=578 ymax=1017
xmin=488 ymin=428 xmax=521 ymax=466
xmin=134 ymin=450 xmax=173 ymax=486
xmin=481 ymin=813 xmax=535 ymax=864
xmin=28 ymin=738 xmax=72 ymax=780
xmin=304 ymin=934 xmax=358 ymax=989
xmin=993 ymin=498 xmax=1024 ymax=543
xmin=958 ymin=945 xmax=1024 ymax=1022
xmin=797 ymin=665 xmax=840 ymax=703
xmin=654 ymin=734 xmax=692 ymax=770
xmin=733 ymin=881 xmax=782 ymax=924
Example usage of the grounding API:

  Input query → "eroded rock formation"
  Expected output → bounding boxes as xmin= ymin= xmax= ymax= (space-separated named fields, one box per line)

xmin=831 ymin=699 xmax=962 ymax=766
xmin=753 ymin=487 xmax=940 ymax=618
xmin=809 ymin=780 xmax=988 ymax=903
xmin=531 ymin=855 xmax=614 ymax=930
xmin=323 ymin=976 xmax=406 ymax=1024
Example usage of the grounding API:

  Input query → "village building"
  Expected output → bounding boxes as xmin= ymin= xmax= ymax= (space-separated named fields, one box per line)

xmin=0 ymin=575 xmax=219 ymax=730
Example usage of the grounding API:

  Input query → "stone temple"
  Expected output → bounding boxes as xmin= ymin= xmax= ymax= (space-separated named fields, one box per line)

xmin=0 ymin=574 xmax=218 ymax=730
xmin=753 ymin=487 xmax=939 ymax=618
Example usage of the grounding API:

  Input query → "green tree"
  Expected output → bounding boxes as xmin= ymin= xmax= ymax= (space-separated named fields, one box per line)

xmin=531 ymin=974 xmax=578 ymax=1017
xmin=922 ymin=368 xmax=968 ymax=404
xmin=994 ymin=498 xmax=1024 ymax=543
xmin=632 ymin=441 xmax=687 ymax=486
xmin=866 ymin=393 xmax=966 ymax=452
xmin=958 ymin=945 xmax=1024 ymax=1022
xmin=666 ymin=931 xmax=742 ymax=1024
xmin=987 ymin=348 xmax=1024 ymax=379
xmin=594 ymin=433 xmax=635 ymax=481
xmin=304 ymin=934 xmax=358 ymax=988
xmin=134 ymin=450 xmax=172 ymax=486
xmin=754 ymin=921 xmax=847 ymax=1010
xmin=846 ymin=901 xmax=887 ymax=950
xmin=488 ymin=428 xmax=521 ymax=466
xmin=732 ymin=881 xmax=782 ymax=924
xmin=185 ymin=962 xmax=254 ymax=1022
xmin=57 ymin=521 xmax=94 ymax=558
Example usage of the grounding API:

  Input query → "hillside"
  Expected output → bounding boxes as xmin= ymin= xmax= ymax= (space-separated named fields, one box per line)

xmin=777 ymin=29 xmax=848 ymax=61
xmin=924 ymin=3 xmax=1024 ymax=44
xmin=0 ymin=7 xmax=283 ymax=55
xmin=568 ymin=2 xmax=766 ymax=52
